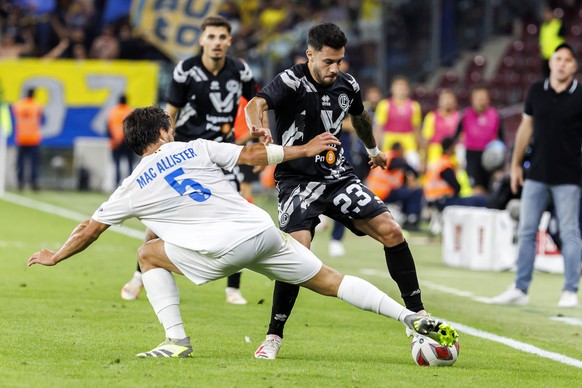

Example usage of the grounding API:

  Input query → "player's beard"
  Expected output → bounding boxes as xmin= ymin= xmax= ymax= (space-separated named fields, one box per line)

xmin=314 ymin=67 xmax=337 ymax=86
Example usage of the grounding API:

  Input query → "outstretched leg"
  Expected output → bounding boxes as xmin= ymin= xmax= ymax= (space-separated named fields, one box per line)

xmin=301 ymin=265 xmax=457 ymax=347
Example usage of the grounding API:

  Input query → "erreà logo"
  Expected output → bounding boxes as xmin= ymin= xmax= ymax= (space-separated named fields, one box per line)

xmin=321 ymin=95 xmax=331 ymax=106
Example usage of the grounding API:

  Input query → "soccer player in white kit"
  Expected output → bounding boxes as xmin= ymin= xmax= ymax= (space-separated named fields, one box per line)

xmin=27 ymin=106 xmax=457 ymax=358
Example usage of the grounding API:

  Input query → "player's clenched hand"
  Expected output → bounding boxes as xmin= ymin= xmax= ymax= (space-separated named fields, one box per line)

xmin=368 ymin=152 xmax=388 ymax=169
xmin=27 ymin=248 xmax=57 ymax=267
xmin=250 ymin=126 xmax=273 ymax=144
xmin=303 ymin=133 xmax=341 ymax=156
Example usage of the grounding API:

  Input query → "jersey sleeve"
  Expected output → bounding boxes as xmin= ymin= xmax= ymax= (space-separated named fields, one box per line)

xmin=257 ymin=69 xmax=296 ymax=109
xmin=239 ymin=59 xmax=257 ymax=101
xmin=374 ymin=99 xmax=389 ymax=126
xmin=411 ymin=100 xmax=422 ymax=127
xmin=196 ymin=139 xmax=243 ymax=171
xmin=92 ymin=187 xmax=132 ymax=226
xmin=422 ymin=111 xmax=436 ymax=139
xmin=348 ymin=89 xmax=365 ymax=116
xmin=165 ymin=60 xmax=190 ymax=108
xmin=523 ymin=84 xmax=535 ymax=117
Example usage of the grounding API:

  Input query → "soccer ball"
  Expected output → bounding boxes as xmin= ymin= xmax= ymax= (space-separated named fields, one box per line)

xmin=481 ymin=140 xmax=506 ymax=172
xmin=411 ymin=334 xmax=459 ymax=366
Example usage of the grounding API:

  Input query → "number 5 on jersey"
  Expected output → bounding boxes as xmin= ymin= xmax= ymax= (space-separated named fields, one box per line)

xmin=164 ymin=168 xmax=212 ymax=202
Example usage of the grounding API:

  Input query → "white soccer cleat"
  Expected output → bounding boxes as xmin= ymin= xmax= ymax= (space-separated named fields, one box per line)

xmin=225 ymin=287 xmax=248 ymax=305
xmin=136 ymin=337 xmax=193 ymax=358
xmin=558 ymin=291 xmax=578 ymax=308
xmin=405 ymin=309 xmax=429 ymax=337
xmin=121 ymin=273 xmax=143 ymax=301
xmin=254 ymin=334 xmax=282 ymax=360
xmin=328 ymin=240 xmax=346 ymax=257
xmin=489 ymin=286 xmax=529 ymax=305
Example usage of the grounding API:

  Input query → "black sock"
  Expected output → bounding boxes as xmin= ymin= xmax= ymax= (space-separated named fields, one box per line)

xmin=227 ymin=272 xmax=242 ymax=289
xmin=384 ymin=241 xmax=424 ymax=312
xmin=266 ymin=281 xmax=300 ymax=338
xmin=136 ymin=261 xmax=142 ymax=273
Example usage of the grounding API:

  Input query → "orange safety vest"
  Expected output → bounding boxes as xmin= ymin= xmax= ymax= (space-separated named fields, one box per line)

xmin=13 ymin=98 xmax=42 ymax=146
xmin=423 ymin=155 xmax=456 ymax=202
xmin=365 ymin=151 xmax=405 ymax=200
xmin=233 ymin=96 xmax=249 ymax=140
xmin=108 ymin=103 xmax=133 ymax=148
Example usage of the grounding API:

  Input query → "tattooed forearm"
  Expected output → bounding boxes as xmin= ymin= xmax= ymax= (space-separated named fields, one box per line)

xmin=351 ymin=110 xmax=376 ymax=148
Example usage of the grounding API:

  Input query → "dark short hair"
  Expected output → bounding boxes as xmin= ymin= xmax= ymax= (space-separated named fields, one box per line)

xmin=554 ymin=42 xmax=580 ymax=63
xmin=26 ymin=88 xmax=35 ymax=98
xmin=307 ymin=22 xmax=347 ymax=51
xmin=201 ymin=15 xmax=231 ymax=34
xmin=119 ymin=94 xmax=127 ymax=105
xmin=123 ymin=106 xmax=171 ymax=155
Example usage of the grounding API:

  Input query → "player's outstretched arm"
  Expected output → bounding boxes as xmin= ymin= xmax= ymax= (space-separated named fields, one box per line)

xmin=351 ymin=110 xmax=387 ymax=169
xmin=27 ymin=219 xmax=110 ymax=267
xmin=237 ymin=132 xmax=340 ymax=166
xmin=245 ymin=96 xmax=273 ymax=144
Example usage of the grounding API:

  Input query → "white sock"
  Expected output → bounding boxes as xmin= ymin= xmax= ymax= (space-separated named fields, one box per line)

xmin=337 ymin=275 xmax=415 ymax=323
xmin=142 ymin=268 xmax=186 ymax=340
xmin=133 ymin=271 xmax=142 ymax=281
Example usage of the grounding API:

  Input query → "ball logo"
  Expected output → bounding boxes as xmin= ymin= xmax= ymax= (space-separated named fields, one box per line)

xmin=338 ymin=93 xmax=350 ymax=110
xmin=326 ymin=150 xmax=336 ymax=164
xmin=221 ymin=123 xmax=232 ymax=134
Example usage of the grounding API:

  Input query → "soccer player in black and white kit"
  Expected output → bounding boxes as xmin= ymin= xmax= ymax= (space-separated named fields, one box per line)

xmin=120 ymin=16 xmax=257 ymax=305
xmin=246 ymin=23 xmax=429 ymax=359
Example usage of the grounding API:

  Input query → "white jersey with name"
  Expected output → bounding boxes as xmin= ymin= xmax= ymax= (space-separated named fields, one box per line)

xmin=92 ymin=140 xmax=273 ymax=257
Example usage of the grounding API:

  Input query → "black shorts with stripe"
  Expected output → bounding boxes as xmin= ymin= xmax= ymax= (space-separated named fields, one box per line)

xmin=277 ymin=174 xmax=388 ymax=236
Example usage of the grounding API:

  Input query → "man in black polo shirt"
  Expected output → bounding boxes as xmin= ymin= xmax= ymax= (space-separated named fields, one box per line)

xmin=491 ymin=43 xmax=582 ymax=308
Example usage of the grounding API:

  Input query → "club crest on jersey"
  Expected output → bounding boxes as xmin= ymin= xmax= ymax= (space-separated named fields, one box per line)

xmin=338 ymin=93 xmax=350 ymax=110
xmin=226 ymin=80 xmax=240 ymax=93
xmin=321 ymin=95 xmax=331 ymax=106
xmin=210 ymin=81 xmax=220 ymax=90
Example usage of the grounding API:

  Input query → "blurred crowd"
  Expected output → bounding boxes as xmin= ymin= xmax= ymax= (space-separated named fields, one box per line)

xmin=0 ymin=0 xmax=168 ymax=61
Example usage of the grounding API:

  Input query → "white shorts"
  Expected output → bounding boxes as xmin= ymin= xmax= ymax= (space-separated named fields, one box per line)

xmin=164 ymin=226 xmax=323 ymax=285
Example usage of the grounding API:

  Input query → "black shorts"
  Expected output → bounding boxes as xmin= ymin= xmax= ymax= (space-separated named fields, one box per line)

xmin=277 ymin=175 xmax=388 ymax=236
xmin=465 ymin=150 xmax=490 ymax=189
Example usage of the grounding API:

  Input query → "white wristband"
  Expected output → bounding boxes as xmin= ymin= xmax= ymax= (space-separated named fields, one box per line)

xmin=366 ymin=146 xmax=380 ymax=157
xmin=265 ymin=144 xmax=285 ymax=165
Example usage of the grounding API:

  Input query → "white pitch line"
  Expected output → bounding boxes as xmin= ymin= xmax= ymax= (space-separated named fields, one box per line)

xmin=1 ymin=192 xmax=144 ymax=240
xmin=450 ymin=321 xmax=582 ymax=369
xmin=359 ymin=268 xmax=582 ymax=369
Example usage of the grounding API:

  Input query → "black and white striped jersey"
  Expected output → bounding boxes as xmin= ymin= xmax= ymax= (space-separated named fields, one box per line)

xmin=257 ymin=63 xmax=364 ymax=181
xmin=165 ymin=55 xmax=256 ymax=143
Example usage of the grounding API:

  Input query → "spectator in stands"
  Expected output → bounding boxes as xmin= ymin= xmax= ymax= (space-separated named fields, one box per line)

xmin=374 ymin=76 xmax=422 ymax=169
xmin=491 ymin=43 xmax=582 ymax=308
xmin=454 ymin=86 xmax=503 ymax=194
xmin=0 ymin=30 xmax=34 ymax=58
xmin=90 ymin=24 xmax=120 ymax=59
xmin=539 ymin=6 xmax=565 ymax=78
xmin=107 ymin=94 xmax=134 ymax=186
xmin=421 ymin=88 xmax=460 ymax=168
xmin=423 ymin=137 xmax=488 ymax=210
xmin=366 ymin=142 xmax=423 ymax=231
xmin=13 ymin=88 xmax=43 ymax=191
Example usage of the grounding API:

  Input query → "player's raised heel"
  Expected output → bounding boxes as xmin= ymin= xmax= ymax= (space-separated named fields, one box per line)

xmin=136 ymin=337 xmax=193 ymax=358
xmin=404 ymin=315 xmax=458 ymax=347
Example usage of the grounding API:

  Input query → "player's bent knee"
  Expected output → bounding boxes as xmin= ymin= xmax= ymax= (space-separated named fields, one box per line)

xmin=300 ymin=265 xmax=344 ymax=296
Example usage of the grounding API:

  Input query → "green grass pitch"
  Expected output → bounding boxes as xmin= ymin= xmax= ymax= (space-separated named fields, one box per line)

xmin=1 ymin=190 xmax=582 ymax=387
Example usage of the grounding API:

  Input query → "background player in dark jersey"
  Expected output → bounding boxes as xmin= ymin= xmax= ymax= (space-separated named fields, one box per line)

xmin=246 ymin=22 xmax=428 ymax=359
xmin=120 ymin=16 xmax=258 ymax=305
